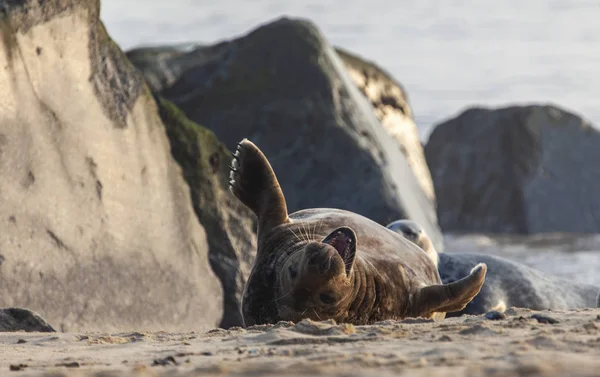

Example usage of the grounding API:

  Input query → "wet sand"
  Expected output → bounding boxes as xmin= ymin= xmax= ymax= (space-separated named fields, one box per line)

xmin=2 ymin=308 xmax=599 ymax=377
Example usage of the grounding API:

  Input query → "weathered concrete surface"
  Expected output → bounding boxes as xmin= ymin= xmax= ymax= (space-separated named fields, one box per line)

xmin=0 ymin=0 xmax=222 ymax=332
xmin=426 ymin=105 xmax=600 ymax=234
xmin=126 ymin=17 xmax=444 ymax=252
xmin=156 ymin=97 xmax=257 ymax=329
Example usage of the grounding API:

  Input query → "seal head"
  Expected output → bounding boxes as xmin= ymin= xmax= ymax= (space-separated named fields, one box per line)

xmin=275 ymin=226 xmax=357 ymax=322
xmin=386 ymin=219 xmax=438 ymax=266
xmin=230 ymin=139 xmax=486 ymax=326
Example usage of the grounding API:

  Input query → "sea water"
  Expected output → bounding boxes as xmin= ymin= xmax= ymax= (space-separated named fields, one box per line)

xmin=100 ymin=0 xmax=600 ymax=140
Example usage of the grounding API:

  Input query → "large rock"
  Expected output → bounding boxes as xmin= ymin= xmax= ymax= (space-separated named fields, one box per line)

xmin=425 ymin=104 xmax=600 ymax=234
xmin=126 ymin=17 xmax=444 ymax=252
xmin=155 ymin=96 xmax=257 ymax=329
xmin=127 ymin=45 xmax=436 ymax=203
xmin=0 ymin=308 xmax=55 ymax=332
xmin=125 ymin=43 xmax=206 ymax=93
xmin=336 ymin=48 xmax=436 ymax=202
xmin=0 ymin=0 xmax=222 ymax=332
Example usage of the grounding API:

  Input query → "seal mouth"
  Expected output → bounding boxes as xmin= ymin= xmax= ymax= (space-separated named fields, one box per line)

xmin=322 ymin=227 xmax=357 ymax=275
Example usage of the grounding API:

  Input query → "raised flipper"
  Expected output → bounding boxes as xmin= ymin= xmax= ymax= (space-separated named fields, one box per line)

xmin=409 ymin=263 xmax=487 ymax=319
xmin=229 ymin=139 xmax=289 ymax=233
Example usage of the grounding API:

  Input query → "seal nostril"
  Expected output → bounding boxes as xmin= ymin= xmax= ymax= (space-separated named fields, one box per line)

xmin=319 ymin=257 xmax=332 ymax=274
xmin=319 ymin=293 xmax=336 ymax=304
xmin=288 ymin=265 xmax=297 ymax=278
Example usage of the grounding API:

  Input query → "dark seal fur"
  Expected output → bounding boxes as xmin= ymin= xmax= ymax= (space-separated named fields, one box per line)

xmin=229 ymin=139 xmax=487 ymax=326
xmin=387 ymin=219 xmax=600 ymax=315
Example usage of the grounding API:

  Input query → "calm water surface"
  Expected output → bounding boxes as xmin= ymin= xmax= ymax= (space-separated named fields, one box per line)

xmin=100 ymin=0 xmax=600 ymax=139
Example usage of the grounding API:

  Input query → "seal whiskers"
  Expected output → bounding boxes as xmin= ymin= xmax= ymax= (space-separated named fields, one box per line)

xmin=310 ymin=217 xmax=323 ymax=241
xmin=312 ymin=308 xmax=323 ymax=321
xmin=287 ymin=228 xmax=302 ymax=244
xmin=271 ymin=289 xmax=293 ymax=303
xmin=300 ymin=222 xmax=311 ymax=243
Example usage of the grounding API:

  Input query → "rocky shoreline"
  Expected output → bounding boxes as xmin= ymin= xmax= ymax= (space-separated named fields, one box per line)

xmin=0 ymin=1 xmax=599 ymax=375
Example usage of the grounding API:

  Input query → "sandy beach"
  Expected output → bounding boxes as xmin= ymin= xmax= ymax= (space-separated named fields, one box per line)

xmin=2 ymin=307 xmax=599 ymax=377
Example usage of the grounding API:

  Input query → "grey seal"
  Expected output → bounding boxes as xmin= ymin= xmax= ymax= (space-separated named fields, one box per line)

xmin=229 ymin=139 xmax=487 ymax=326
xmin=387 ymin=219 xmax=600 ymax=315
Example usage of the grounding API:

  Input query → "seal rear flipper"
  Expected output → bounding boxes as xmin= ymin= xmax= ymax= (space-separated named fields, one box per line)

xmin=410 ymin=263 xmax=487 ymax=318
xmin=229 ymin=138 xmax=289 ymax=232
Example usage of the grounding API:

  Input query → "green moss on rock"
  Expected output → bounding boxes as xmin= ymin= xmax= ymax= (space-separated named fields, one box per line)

xmin=156 ymin=96 xmax=257 ymax=329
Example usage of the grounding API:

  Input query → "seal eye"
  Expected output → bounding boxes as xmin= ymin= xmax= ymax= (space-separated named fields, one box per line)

xmin=404 ymin=229 xmax=418 ymax=240
xmin=319 ymin=293 xmax=336 ymax=304
xmin=288 ymin=265 xmax=297 ymax=279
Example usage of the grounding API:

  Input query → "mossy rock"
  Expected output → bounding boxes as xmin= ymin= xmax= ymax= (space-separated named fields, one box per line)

xmin=156 ymin=96 xmax=257 ymax=328
xmin=0 ymin=0 xmax=222 ymax=332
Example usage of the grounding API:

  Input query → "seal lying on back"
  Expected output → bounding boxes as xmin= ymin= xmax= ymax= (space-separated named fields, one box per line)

xmin=228 ymin=139 xmax=487 ymax=326
xmin=387 ymin=219 xmax=600 ymax=315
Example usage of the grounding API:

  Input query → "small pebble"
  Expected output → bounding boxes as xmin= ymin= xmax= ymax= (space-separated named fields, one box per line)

xmin=55 ymin=362 xmax=80 ymax=368
xmin=152 ymin=356 xmax=177 ymax=367
xmin=9 ymin=364 xmax=27 ymax=371
xmin=531 ymin=314 xmax=559 ymax=324
xmin=583 ymin=322 xmax=600 ymax=331
xmin=485 ymin=311 xmax=507 ymax=320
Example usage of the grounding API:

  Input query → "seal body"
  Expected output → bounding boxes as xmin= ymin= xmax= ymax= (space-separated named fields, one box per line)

xmin=387 ymin=219 xmax=600 ymax=315
xmin=229 ymin=139 xmax=487 ymax=326
xmin=437 ymin=252 xmax=600 ymax=315
xmin=246 ymin=208 xmax=445 ymax=325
